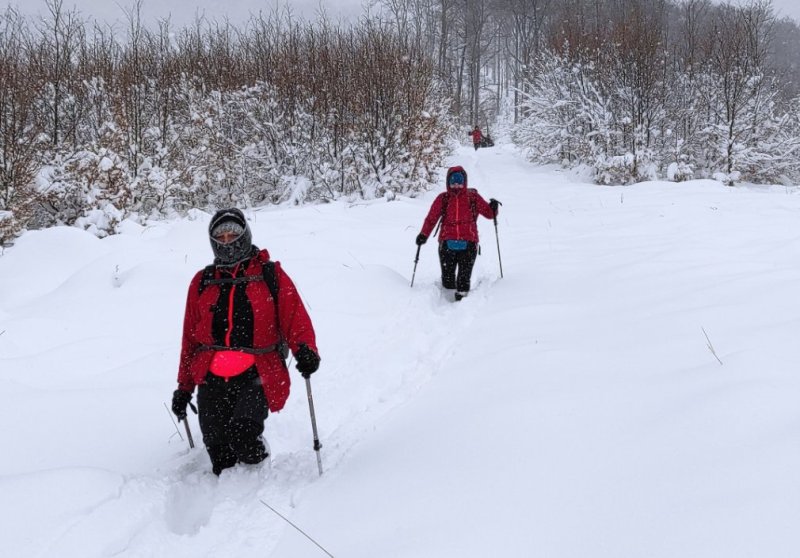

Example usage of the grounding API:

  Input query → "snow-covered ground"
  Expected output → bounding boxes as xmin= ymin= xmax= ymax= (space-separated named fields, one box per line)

xmin=1 ymin=144 xmax=799 ymax=557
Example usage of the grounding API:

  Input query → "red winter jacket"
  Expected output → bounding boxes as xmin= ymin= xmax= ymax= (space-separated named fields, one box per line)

xmin=177 ymin=249 xmax=317 ymax=412
xmin=419 ymin=166 xmax=495 ymax=244
xmin=469 ymin=128 xmax=482 ymax=145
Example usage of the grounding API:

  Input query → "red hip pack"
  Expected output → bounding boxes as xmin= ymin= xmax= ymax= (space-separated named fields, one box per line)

xmin=209 ymin=350 xmax=256 ymax=378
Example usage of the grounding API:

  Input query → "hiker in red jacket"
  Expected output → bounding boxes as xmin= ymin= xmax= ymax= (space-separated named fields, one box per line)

xmin=416 ymin=166 xmax=500 ymax=301
xmin=171 ymin=208 xmax=320 ymax=475
xmin=469 ymin=125 xmax=482 ymax=150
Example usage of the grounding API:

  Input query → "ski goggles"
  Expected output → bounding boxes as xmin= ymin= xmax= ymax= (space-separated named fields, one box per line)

xmin=211 ymin=220 xmax=245 ymax=244
xmin=212 ymin=231 xmax=242 ymax=245
xmin=448 ymin=171 xmax=465 ymax=186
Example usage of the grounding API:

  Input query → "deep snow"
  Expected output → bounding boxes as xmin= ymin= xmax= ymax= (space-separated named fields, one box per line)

xmin=1 ymin=144 xmax=799 ymax=557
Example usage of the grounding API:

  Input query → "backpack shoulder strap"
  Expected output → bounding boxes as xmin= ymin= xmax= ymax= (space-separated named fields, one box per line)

xmin=440 ymin=192 xmax=450 ymax=220
xmin=198 ymin=265 xmax=216 ymax=295
xmin=262 ymin=260 xmax=289 ymax=360
xmin=262 ymin=260 xmax=279 ymax=303
xmin=433 ymin=192 xmax=450 ymax=237
xmin=468 ymin=189 xmax=478 ymax=220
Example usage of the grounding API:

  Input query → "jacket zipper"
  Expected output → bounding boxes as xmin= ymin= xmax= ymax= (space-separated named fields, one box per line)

xmin=224 ymin=262 xmax=242 ymax=347
xmin=455 ymin=192 xmax=461 ymax=238
xmin=223 ymin=262 xmax=242 ymax=382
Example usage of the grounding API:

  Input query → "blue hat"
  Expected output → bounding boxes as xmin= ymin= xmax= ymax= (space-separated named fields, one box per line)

xmin=448 ymin=171 xmax=465 ymax=186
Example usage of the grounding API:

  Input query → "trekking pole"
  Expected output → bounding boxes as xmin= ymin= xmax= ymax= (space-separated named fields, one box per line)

xmin=182 ymin=418 xmax=195 ymax=449
xmin=493 ymin=202 xmax=504 ymax=278
xmin=182 ymin=400 xmax=198 ymax=449
xmin=410 ymin=245 xmax=421 ymax=287
xmin=305 ymin=376 xmax=324 ymax=476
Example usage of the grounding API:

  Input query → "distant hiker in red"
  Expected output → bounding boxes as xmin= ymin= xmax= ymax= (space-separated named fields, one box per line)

xmin=416 ymin=166 xmax=500 ymax=301
xmin=171 ymin=208 xmax=320 ymax=475
xmin=469 ymin=125 xmax=482 ymax=150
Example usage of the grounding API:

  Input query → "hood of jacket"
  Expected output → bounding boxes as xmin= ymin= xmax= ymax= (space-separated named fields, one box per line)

xmin=445 ymin=166 xmax=468 ymax=192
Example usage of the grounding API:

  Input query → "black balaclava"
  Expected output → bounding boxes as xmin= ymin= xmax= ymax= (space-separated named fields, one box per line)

xmin=208 ymin=208 xmax=255 ymax=266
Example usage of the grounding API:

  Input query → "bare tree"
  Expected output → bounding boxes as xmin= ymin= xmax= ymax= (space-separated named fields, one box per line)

xmin=501 ymin=0 xmax=554 ymax=122
xmin=0 ymin=9 xmax=44 ymax=242
xmin=30 ymin=0 xmax=83 ymax=148
xmin=706 ymin=0 xmax=776 ymax=175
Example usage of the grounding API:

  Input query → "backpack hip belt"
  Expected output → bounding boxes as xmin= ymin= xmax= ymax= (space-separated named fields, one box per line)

xmin=197 ymin=343 xmax=287 ymax=356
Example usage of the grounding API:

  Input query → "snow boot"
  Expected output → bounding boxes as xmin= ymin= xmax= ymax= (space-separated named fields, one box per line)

xmin=233 ymin=432 xmax=270 ymax=466
xmin=208 ymin=444 xmax=238 ymax=476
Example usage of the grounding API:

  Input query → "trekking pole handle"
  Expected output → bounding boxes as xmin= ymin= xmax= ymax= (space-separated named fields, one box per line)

xmin=491 ymin=198 xmax=503 ymax=223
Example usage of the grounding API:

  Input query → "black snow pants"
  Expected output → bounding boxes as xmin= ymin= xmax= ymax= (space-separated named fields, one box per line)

xmin=439 ymin=241 xmax=478 ymax=293
xmin=198 ymin=368 xmax=269 ymax=475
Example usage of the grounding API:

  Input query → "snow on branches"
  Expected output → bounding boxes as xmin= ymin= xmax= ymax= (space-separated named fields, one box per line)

xmin=513 ymin=2 xmax=800 ymax=186
xmin=0 ymin=10 xmax=453 ymax=243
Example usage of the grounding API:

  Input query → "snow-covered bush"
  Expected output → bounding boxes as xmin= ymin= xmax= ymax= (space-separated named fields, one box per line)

xmin=0 ymin=12 xmax=455 ymax=242
xmin=512 ymin=3 xmax=800 ymax=187
xmin=594 ymin=153 xmax=635 ymax=185
xmin=667 ymin=160 xmax=694 ymax=182
xmin=0 ymin=211 xmax=19 ymax=246
xmin=513 ymin=51 xmax=616 ymax=166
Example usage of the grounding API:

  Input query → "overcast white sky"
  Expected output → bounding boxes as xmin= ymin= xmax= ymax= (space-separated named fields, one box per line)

xmin=765 ymin=0 xmax=800 ymax=23
xmin=9 ymin=0 xmax=370 ymax=28
xmin=7 ymin=0 xmax=800 ymax=33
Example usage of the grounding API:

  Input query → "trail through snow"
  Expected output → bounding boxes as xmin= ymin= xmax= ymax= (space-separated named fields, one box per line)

xmin=1 ymin=144 xmax=799 ymax=557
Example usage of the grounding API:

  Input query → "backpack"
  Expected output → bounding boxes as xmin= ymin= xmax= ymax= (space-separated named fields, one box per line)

xmin=436 ymin=189 xmax=478 ymax=232
xmin=198 ymin=261 xmax=289 ymax=360
xmin=199 ymin=260 xmax=278 ymax=299
xmin=436 ymin=190 xmax=481 ymax=254
xmin=442 ymin=189 xmax=478 ymax=220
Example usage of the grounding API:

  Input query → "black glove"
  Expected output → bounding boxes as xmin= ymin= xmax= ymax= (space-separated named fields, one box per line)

xmin=489 ymin=198 xmax=501 ymax=216
xmin=295 ymin=343 xmax=321 ymax=378
xmin=171 ymin=389 xmax=193 ymax=420
xmin=416 ymin=233 xmax=428 ymax=246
